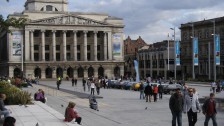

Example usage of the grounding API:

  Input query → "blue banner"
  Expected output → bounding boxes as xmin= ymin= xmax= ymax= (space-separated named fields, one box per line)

xmin=175 ymin=41 xmax=180 ymax=66
xmin=134 ymin=60 xmax=140 ymax=82
xmin=193 ymin=37 xmax=198 ymax=66
xmin=215 ymin=35 xmax=220 ymax=65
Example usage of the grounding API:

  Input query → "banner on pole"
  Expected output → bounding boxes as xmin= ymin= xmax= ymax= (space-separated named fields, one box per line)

xmin=175 ymin=41 xmax=180 ymax=66
xmin=134 ymin=60 xmax=140 ymax=82
xmin=215 ymin=35 xmax=220 ymax=65
xmin=193 ymin=37 xmax=198 ymax=66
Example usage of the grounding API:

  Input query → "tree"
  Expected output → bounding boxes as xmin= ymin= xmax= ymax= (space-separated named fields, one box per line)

xmin=0 ymin=0 xmax=27 ymax=32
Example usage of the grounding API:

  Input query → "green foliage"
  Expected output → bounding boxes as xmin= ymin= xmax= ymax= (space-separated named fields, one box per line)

xmin=0 ymin=15 xmax=27 ymax=32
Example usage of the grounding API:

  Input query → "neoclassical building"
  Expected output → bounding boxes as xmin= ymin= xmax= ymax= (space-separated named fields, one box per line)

xmin=0 ymin=0 xmax=125 ymax=79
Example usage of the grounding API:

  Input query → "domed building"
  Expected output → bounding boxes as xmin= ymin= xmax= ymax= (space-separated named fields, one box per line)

xmin=0 ymin=0 xmax=125 ymax=79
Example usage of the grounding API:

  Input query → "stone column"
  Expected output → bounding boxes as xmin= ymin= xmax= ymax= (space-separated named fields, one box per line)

xmin=41 ymin=30 xmax=45 ymax=61
xmin=52 ymin=30 xmax=56 ymax=61
xmin=164 ymin=59 xmax=167 ymax=80
xmin=94 ymin=31 xmax=98 ymax=61
xmin=73 ymin=31 xmax=77 ymax=61
xmin=25 ymin=30 xmax=30 ymax=61
xmin=83 ymin=31 xmax=88 ymax=61
xmin=143 ymin=53 xmax=146 ymax=78
xmin=157 ymin=54 xmax=159 ymax=76
xmin=63 ymin=30 xmax=67 ymax=61
xmin=104 ymin=32 xmax=108 ymax=60
xmin=30 ymin=30 xmax=34 ymax=61
xmin=107 ymin=31 xmax=112 ymax=60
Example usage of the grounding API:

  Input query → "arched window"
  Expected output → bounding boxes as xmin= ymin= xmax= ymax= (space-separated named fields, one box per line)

xmin=46 ymin=5 xmax=53 ymax=11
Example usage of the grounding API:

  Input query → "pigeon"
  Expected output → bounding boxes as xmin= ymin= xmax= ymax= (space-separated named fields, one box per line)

xmin=145 ymin=107 xmax=147 ymax=110
xmin=61 ymin=104 xmax=64 ymax=107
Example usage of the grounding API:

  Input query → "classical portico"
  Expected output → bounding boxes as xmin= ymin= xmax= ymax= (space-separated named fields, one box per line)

xmin=0 ymin=0 xmax=125 ymax=79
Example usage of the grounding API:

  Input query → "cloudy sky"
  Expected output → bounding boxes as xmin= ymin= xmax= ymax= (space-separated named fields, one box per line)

xmin=1 ymin=0 xmax=224 ymax=43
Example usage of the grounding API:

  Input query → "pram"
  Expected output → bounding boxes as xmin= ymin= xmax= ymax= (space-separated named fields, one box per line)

xmin=89 ymin=95 xmax=99 ymax=111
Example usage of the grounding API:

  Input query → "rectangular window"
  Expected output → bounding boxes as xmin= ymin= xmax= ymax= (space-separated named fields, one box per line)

xmin=97 ymin=53 xmax=100 ymax=60
xmin=77 ymin=45 xmax=80 ymax=51
xmin=97 ymin=45 xmax=100 ymax=51
xmin=87 ymin=32 xmax=91 ymax=37
xmin=34 ymin=53 xmax=39 ymax=61
xmin=87 ymin=45 xmax=90 ymax=51
xmin=56 ymin=53 xmax=60 ymax=61
xmin=45 ymin=45 xmax=49 ymax=51
xmin=56 ymin=32 xmax=60 ymax=37
xmin=34 ymin=31 xmax=39 ymax=37
xmin=66 ymin=32 xmax=71 ymax=37
xmin=67 ymin=53 xmax=71 ymax=61
xmin=66 ymin=45 xmax=70 ymax=51
xmin=34 ymin=45 xmax=39 ymax=50
xmin=45 ymin=32 xmax=50 ymax=37
xmin=77 ymin=32 xmax=81 ymax=37
xmin=45 ymin=53 xmax=49 ymax=61
xmin=87 ymin=53 xmax=91 ymax=60
xmin=56 ymin=45 xmax=60 ymax=51
xmin=77 ymin=53 xmax=80 ymax=61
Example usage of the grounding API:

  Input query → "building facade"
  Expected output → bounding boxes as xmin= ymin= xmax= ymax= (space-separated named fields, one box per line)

xmin=180 ymin=17 xmax=224 ymax=80
xmin=123 ymin=36 xmax=147 ymax=78
xmin=138 ymin=40 xmax=182 ymax=80
xmin=0 ymin=0 xmax=125 ymax=79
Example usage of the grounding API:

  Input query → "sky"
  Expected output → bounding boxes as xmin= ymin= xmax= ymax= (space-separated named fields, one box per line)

xmin=1 ymin=0 xmax=224 ymax=44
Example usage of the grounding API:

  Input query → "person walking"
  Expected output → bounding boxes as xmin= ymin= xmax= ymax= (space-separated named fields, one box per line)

xmin=158 ymin=83 xmax=163 ymax=99
xmin=74 ymin=78 xmax=77 ymax=86
xmin=71 ymin=77 xmax=75 ymax=87
xmin=144 ymin=83 xmax=152 ymax=102
xmin=87 ymin=79 xmax=91 ymax=92
xmin=139 ymin=82 xmax=145 ymax=99
xmin=82 ymin=78 xmax=86 ymax=92
xmin=90 ymin=81 xmax=95 ymax=95
xmin=95 ymin=79 xmax=101 ymax=95
xmin=169 ymin=88 xmax=184 ymax=126
xmin=211 ymin=82 xmax=216 ymax=94
xmin=183 ymin=88 xmax=201 ymax=126
xmin=202 ymin=93 xmax=217 ymax=126
xmin=153 ymin=85 xmax=158 ymax=102
xmin=57 ymin=76 xmax=61 ymax=90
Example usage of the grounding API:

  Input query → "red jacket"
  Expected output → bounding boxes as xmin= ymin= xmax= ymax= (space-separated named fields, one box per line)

xmin=153 ymin=86 xmax=158 ymax=93
xmin=64 ymin=107 xmax=79 ymax=122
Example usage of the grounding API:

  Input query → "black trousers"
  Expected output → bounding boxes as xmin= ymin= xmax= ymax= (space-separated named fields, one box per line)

xmin=187 ymin=109 xmax=197 ymax=126
xmin=75 ymin=117 xmax=82 ymax=124
xmin=159 ymin=92 xmax=163 ymax=99
xmin=91 ymin=88 xmax=95 ymax=95
xmin=153 ymin=93 xmax=157 ymax=102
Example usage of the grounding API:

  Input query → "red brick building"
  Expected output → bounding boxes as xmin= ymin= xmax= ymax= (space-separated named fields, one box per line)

xmin=123 ymin=36 xmax=147 ymax=78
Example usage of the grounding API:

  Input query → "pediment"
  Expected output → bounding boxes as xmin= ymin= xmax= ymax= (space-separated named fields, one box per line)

xmin=29 ymin=14 xmax=109 ymax=26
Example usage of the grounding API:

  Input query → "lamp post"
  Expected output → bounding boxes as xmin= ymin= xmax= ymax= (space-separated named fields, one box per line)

xmin=170 ymin=27 xmax=176 ymax=80
xmin=167 ymin=33 xmax=170 ymax=71
xmin=211 ymin=20 xmax=216 ymax=81
xmin=189 ymin=23 xmax=195 ymax=79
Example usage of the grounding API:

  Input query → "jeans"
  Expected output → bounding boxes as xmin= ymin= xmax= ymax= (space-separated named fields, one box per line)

xmin=140 ymin=90 xmax=145 ymax=99
xmin=187 ymin=109 xmax=197 ymax=126
xmin=204 ymin=114 xmax=217 ymax=126
xmin=2 ymin=108 xmax=10 ymax=118
xmin=172 ymin=111 xmax=182 ymax=126
xmin=91 ymin=88 xmax=95 ymax=95
xmin=145 ymin=94 xmax=151 ymax=102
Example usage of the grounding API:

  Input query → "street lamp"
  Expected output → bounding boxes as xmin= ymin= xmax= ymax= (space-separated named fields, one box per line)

xmin=189 ymin=23 xmax=195 ymax=79
xmin=210 ymin=19 xmax=216 ymax=81
xmin=170 ymin=27 xmax=176 ymax=80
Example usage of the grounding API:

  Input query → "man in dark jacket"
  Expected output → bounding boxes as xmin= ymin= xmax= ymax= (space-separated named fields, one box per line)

xmin=202 ymin=93 xmax=217 ymax=126
xmin=0 ymin=94 xmax=10 ymax=118
xmin=158 ymin=83 xmax=163 ymax=99
xmin=169 ymin=88 xmax=183 ymax=126
xmin=144 ymin=83 xmax=152 ymax=102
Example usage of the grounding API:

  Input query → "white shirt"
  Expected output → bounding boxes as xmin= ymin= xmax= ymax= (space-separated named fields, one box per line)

xmin=91 ymin=83 xmax=95 ymax=88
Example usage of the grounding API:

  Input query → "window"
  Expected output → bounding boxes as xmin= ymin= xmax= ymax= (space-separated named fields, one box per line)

xmin=66 ymin=45 xmax=70 ymax=51
xmin=77 ymin=45 xmax=80 ymax=51
xmin=67 ymin=53 xmax=71 ymax=61
xmin=87 ymin=45 xmax=90 ymax=51
xmin=34 ymin=45 xmax=39 ymax=50
xmin=34 ymin=53 xmax=39 ymax=61
xmin=56 ymin=53 xmax=60 ymax=61
xmin=56 ymin=45 xmax=60 ymax=51
xmin=56 ymin=32 xmax=60 ymax=37
xmin=34 ymin=31 xmax=39 ymax=37
xmin=77 ymin=32 xmax=81 ymax=37
xmin=87 ymin=32 xmax=91 ymax=37
xmin=45 ymin=45 xmax=49 ymax=51
xmin=87 ymin=53 xmax=91 ymax=60
xmin=97 ymin=45 xmax=100 ymax=51
xmin=46 ymin=5 xmax=53 ymax=11
xmin=66 ymin=32 xmax=71 ymax=37
xmin=45 ymin=31 xmax=50 ymax=37
xmin=45 ymin=53 xmax=49 ymax=61
xmin=77 ymin=53 xmax=80 ymax=61
xmin=97 ymin=53 xmax=100 ymax=60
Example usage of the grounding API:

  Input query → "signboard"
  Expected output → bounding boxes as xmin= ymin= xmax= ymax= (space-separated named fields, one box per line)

xmin=193 ymin=37 xmax=198 ymax=66
xmin=175 ymin=41 xmax=180 ymax=66
xmin=215 ymin=35 xmax=220 ymax=65
xmin=12 ymin=31 xmax=22 ymax=56
xmin=112 ymin=34 xmax=121 ymax=56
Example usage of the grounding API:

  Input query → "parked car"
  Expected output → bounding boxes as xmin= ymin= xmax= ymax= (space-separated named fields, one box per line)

xmin=124 ymin=82 xmax=139 ymax=90
xmin=110 ymin=80 xmax=119 ymax=88
xmin=163 ymin=83 xmax=182 ymax=94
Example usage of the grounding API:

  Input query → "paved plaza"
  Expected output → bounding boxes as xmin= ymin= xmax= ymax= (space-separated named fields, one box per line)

xmin=21 ymin=80 xmax=224 ymax=126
